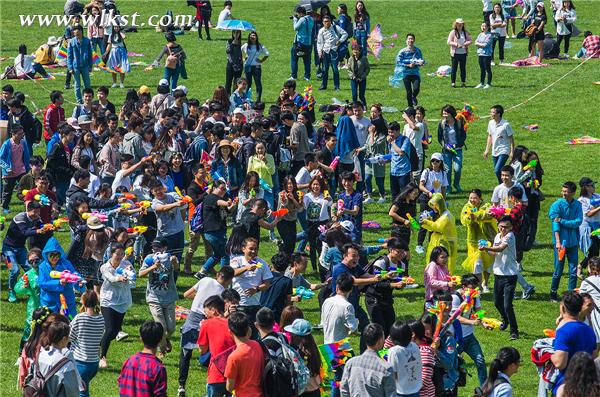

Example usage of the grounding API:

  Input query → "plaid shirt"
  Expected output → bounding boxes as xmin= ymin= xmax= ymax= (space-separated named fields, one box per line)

xmin=583 ymin=35 xmax=600 ymax=58
xmin=118 ymin=352 xmax=167 ymax=397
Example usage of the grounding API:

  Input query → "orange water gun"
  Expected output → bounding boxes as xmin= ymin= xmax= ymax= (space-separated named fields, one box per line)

xmin=428 ymin=301 xmax=447 ymax=346
xmin=543 ymin=329 xmax=556 ymax=338
xmin=127 ymin=226 xmax=148 ymax=234
xmin=116 ymin=192 xmax=136 ymax=200
xmin=60 ymin=293 xmax=72 ymax=320
xmin=271 ymin=208 xmax=289 ymax=217
xmin=135 ymin=200 xmax=152 ymax=208
xmin=175 ymin=187 xmax=193 ymax=204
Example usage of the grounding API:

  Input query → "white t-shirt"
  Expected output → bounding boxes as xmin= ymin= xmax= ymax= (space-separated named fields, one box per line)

xmin=487 ymin=119 xmax=514 ymax=157
xmin=420 ymin=168 xmax=449 ymax=193
xmin=445 ymin=124 xmax=457 ymax=146
xmin=111 ymin=170 xmax=131 ymax=194
xmin=493 ymin=232 xmax=518 ymax=276
xmin=321 ymin=294 xmax=358 ymax=344
xmin=230 ymin=256 xmax=273 ymax=306
xmin=217 ymin=8 xmax=232 ymax=26
xmin=351 ymin=116 xmax=372 ymax=146
xmin=579 ymin=276 xmax=600 ymax=341
xmin=295 ymin=167 xmax=315 ymax=193
xmin=579 ymin=194 xmax=600 ymax=223
xmin=403 ymin=122 xmax=425 ymax=157
xmin=489 ymin=14 xmax=507 ymax=37
xmin=491 ymin=182 xmax=528 ymax=207
xmin=388 ymin=342 xmax=423 ymax=394
xmin=303 ymin=192 xmax=332 ymax=222
xmin=451 ymin=293 xmax=482 ymax=337
xmin=189 ymin=278 xmax=225 ymax=315
xmin=69 ymin=173 xmax=100 ymax=199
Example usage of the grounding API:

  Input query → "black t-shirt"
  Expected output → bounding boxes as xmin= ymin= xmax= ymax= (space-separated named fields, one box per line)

xmin=187 ymin=180 xmax=206 ymax=206
xmin=318 ymin=147 xmax=333 ymax=166
xmin=391 ymin=198 xmax=417 ymax=227
xmin=533 ymin=12 xmax=547 ymax=28
xmin=259 ymin=272 xmax=293 ymax=321
xmin=239 ymin=211 xmax=261 ymax=241
xmin=202 ymin=193 xmax=227 ymax=232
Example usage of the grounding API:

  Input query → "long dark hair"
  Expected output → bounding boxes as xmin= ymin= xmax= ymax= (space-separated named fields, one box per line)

xmin=562 ymin=0 xmax=575 ymax=10
xmin=23 ymin=307 xmax=51 ymax=358
xmin=511 ymin=145 xmax=529 ymax=166
xmin=526 ymin=150 xmax=544 ymax=183
xmin=396 ymin=182 xmax=419 ymax=203
xmin=290 ymin=333 xmax=322 ymax=376
xmin=246 ymin=31 xmax=261 ymax=49
xmin=492 ymin=3 xmax=505 ymax=20
xmin=354 ymin=1 xmax=370 ymax=20
xmin=281 ymin=175 xmax=300 ymax=202
xmin=562 ymin=352 xmax=600 ymax=396
xmin=478 ymin=347 xmax=520 ymax=396
xmin=83 ymin=228 xmax=110 ymax=259
xmin=241 ymin=171 xmax=260 ymax=194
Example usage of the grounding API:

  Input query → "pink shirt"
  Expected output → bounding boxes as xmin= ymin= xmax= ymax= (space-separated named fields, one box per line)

xmin=424 ymin=262 xmax=450 ymax=301
xmin=8 ymin=139 xmax=26 ymax=177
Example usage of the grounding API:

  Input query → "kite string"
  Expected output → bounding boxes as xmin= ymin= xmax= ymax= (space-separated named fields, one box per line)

xmin=22 ymin=72 xmax=81 ymax=107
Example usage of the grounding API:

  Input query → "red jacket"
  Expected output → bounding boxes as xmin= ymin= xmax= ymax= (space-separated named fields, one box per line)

xmin=43 ymin=103 xmax=65 ymax=141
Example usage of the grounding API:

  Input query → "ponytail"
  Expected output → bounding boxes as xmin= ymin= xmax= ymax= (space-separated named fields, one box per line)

xmin=477 ymin=347 xmax=520 ymax=396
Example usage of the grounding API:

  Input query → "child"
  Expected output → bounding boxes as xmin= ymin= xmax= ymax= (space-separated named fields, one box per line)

xmin=38 ymin=237 xmax=85 ymax=317
xmin=409 ymin=320 xmax=436 ymax=397
xmin=479 ymin=215 xmax=520 ymax=340
xmin=347 ymin=43 xmax=370 ymax=106
xmin=476 ymin=347 xmax=521 ymax=396
xmin=303 ymin=176 xmax=333 ymax=270
xmin=424 ymin=246 xmax=456 ymax=307
xmin=139 ymin=238 xmax=178 ymax=354
xmin=118 ymin=321 xmax=167 ymax=397
xmin=104 ymin=22 xmax=130 ymax=88
xmin=360 ymin=124 xmax=386 ymax=204
xmin=236 ymin=171 xmax=265 ymax=222
xmin=389 ymin=183 xmax=419 ymax=250
xmin=336 ymin=171 xmax=363 ymax=243
xmin=475 ymin=22 xmax=493 ymax=88
xmin=417 ymin=153 xmax=449 ymax=254
xmin=507 ymin=187 xmax=536 ymax=299
xmin=421 ymin=193 xmax=458 ymax=273
xmin=388 ymin=320 xmax=423 ymax=396
xmin=14 ymin=248 xmax=42 ymax=348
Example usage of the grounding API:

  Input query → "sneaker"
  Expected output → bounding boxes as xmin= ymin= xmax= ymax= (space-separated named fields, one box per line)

xmin=111 ymin=83 xmax=117 ymax=88
xmin=509 ymin=333 xmax=519 ymax=341
xmin=178 ymin=386 xmax=186 ymax=397
xmin=8 ymin=290 xmax=17 ymax=303
xmin=451 ymin=83 xmax=456 ymax=88
xmin=475 ymin=83 xmax=484 ymax=89
xmin=482 ymin=285 xmax=491 ymax=294
xmin=483 ymin=84 xmax=492 ymax=89
xmin=364 ymin=196 xmax=374 ymax=204
xmin=453 ymin=185 xmax=463 ymax=193
xmin=340 ymin=64 xmax=348 ymax=70
xmin=550 ymin=293 xmax=559 ymax=303
xmin=405 ymin=283 xmax=419 ymax=289
xmin=116 ymin=331 xmax=129 ymax=341
xmin=499 ymin=322 xmax=508 ymax=331
xmin=194 ymin=271 xmax=207 ymax=280
xmin=511 ymin=34 xmax=516 ymax=39
xmin=312 ymin=323 xmax=323 ymax=330
xmin=334 ymin=87 xmax=340 ymax=91
xmin=99 ymin=357 xmax=107 ymax=368
xmin=318 ymin=86 xmax=327 ymax=90
xmin=415 ymin=245 xmax=425 ymax=255
xmin=461 ymin=83 xmax=467 ymax=88
xmin=119 ymin=83 xmax=125 ymax=89
xmin=522 ymin=286 xmax=536 ymax=300
xmin=377 ymin=197 xmax=386 ymax=204
xmin=303 ymin=77 xmax=310 ymax=82
xmin=288 ymin=76 xmax=296 ymax=81
xmin=64 ymin=84 xmax=71 ymax=90
xmin=491 ymin=61 xmax=496 ymax=66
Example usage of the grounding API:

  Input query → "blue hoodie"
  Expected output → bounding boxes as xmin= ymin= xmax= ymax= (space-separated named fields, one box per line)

xmin=548 ymin=198 xmax=583 ymax=248
xmin=38 ymin=237 xmax=83 ymax=317
xmin=334 ymin=116 xmax=360 ymax=165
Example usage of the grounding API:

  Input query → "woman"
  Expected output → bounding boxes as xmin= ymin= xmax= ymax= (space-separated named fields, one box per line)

xmin=211 ymin=139 xmax=244 ymax=197
xmin=18 ymin=307 xmax=52 ymax=389
xmin=421 ymin=193 xmax=458 ymax=274
xmin=118 ymin=90 xmax=139 ymax=123
xmin=336 ymin=3 xmax=353 ymax=65
xmin=280 ymin=305 xmax=305 ymax=330
xmin=81 ymin=217 xmax=112 ymax=293
xmin=298 ymin=110 xmax=315 ymax=144
xmin=389 ymin=182 xmax=419 ymax=249
xmin=369 ymin=103 xmax=388 ymax=136
xmin=152 ymin=32 xmax=187 ymax=91
xmin=285 ymin=319 xmax=322 ymax=397
xmin=103 ymin=22 xmax=129 ymax=88
xmin=478 ymin=347 xmax=521 ymax=397
xmin=555 ymin=0 xmax=577 ymax=56
xmin=423 ymin=246 xmax=455 ymax=306
xmin=578 ymin=178 xmax=600 ymax=271
xmin=446 ymin=18 xmax=472 ymax=88
xmin=523 ymin=151 xmax=543 ymax=250
xmin=99 ymin=244 xmax=133 ymax=368
xmin=225 ymin=30 xmax=243 ymax=95
xmin=276 ymin=176 xmax=303 ymax=256
xmin=247 ymin=141 xmax=276 ymax=208
xmin=241 ymin=31 xmax=269 ymax=102
xmin=579 ymin=257 xmax=600 ymax=341
xmin=71 ymin=131 xmax=98 ymax=173
xmin=153 ymin=120 xmax=186 ymax=162
xmin=347 ymin=43 xmax=370 ymax=106
xmin=229 ymin=77 xmax=252 ymax=113
xmin=509 ymin=145 xmax=529 ymax=182
xmin=87 ymin=5 xmax=104 ymax=55
xmin=354 ymin=1 xmax=371 ymax=57
xmin=236 ymin=171 xmax=265 ymax=222
xmin=141 ymin=128 xmax=156 ymax=155
xmin=14 ymin=44 xmax=49 ymax=79
xmin=475 ymin=22 xmax=493 ymax=88
xmin=69 ymin=290 xmax=105 ymax=397
xmin=169 ymin=152 xmax=187 ymax=193
xmin=303 ymin=176 xmax=333 ymax=271
xmin=68 ymin=216 xmax=109 ymax=292
xmin=502 ymin=0 xmax=519 ymax=38
xmin=528 ymin=2 xmax=547 ymax=62
xmin=490 ymin=3 xmax=508 ymax=64
xmin=360 ymin=125 xmax=386 ymax=203
xmin=211 ymin=86 xmax=231 ymax=115
xmin=437 ymin=105 xmax=466 ymax=193
xmin=556 ymin=352 xmax=600 ymax=397
xmin=460 ymin=189 xmax=497 ymax=292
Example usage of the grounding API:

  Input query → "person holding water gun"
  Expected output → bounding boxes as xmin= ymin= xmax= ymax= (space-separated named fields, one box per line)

xmin=421 ymin=193 xmax=458 ymax=274
xmin=417 ymin=152 xmax=449 ymax=255
xmin=424 ymin=246 xmax=456 ymax=309
xmin=38 ymin=237 xmax=85 ymax=317
xmin=14 ymin=248 xmax=42 ymax=348
xmin=577 ymin=177 xmax=600 ymax=274
xmin=548 ymin=181 xmax=583 ymax=302
xmin=389 ymin=183 xmax=419 ymax=271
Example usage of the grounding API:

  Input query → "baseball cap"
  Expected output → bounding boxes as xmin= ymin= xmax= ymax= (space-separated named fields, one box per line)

xmin=284 ymin=319 xmax=312 ymax=336
xmin=431 ymin=152 xmax=443 ymax=162
xmin=158 ymin=78 xmax=169 ymax=87
xmin=340 ymin=220 xmax=354 ymax=233
xmin=579 ymin=177 xmax=595 ymax=187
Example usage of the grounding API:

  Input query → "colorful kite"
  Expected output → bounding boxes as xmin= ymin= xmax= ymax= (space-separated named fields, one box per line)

xmin=567 ymin=136 xmax=600 ymax=145
xmin=56 ymin=45 xmax=68 ymax=61
xmin=367 ymin=24 xmax=397 ymax=59
xmin=299 ymin=84 xmax=315 ymax=112
xmin=318 ymin=339 xmax=354 ymax=372
xmin=456 ymin=103 xmax=478 ymax=132
xmin=175 ymin=305 xmax=191 ymax=321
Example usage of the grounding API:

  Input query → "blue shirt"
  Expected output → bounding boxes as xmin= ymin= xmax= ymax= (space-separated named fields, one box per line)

xmin=330 ymin=262 xmax=365 ymax=307
xmin=395 ymin=46 xmax=424 ymax=78
xmin=552 ymin=321 xmax=597 ymax=392
xmin=476 ymin=32 xmax=493 ymax=57
xmin=67 ymin=36 xmax=93 ymax=71
xmin=390 ymin=135 xmax=412 ymax=177
xmin=548 ymin=198 xmax=583 ymax=248
xmin=338 ymin=190 xmax=363 ymax=234
xmin=294 ymin=15 xmax=314 ymax=45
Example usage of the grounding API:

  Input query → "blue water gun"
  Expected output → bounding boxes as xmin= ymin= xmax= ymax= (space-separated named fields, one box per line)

xmin=259 ymin=178 xmax=273 ymax=193
xmin=116 ymin=266 xmax=137 ymax=287
xmin=367 ymin=153 xmax=392 ymax=164
xmin=293 ymin=286 xmax=315 ymax=300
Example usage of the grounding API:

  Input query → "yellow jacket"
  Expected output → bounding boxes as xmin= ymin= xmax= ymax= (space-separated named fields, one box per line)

xmin=421 ymin=193 xmax=458 ymax=273
xmin=460 ymin=202 xmax=497 ymax=273
xmin=34 ymin=44 xmax=56 ymax=65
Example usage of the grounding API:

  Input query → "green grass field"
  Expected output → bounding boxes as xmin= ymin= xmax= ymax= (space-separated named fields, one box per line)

xmin=1 ymin=1 xmax=600 ymax=396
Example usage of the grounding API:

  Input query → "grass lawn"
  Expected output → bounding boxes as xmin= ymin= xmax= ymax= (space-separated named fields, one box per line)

xmin=1 ymin=1 xmax=600 ymax=396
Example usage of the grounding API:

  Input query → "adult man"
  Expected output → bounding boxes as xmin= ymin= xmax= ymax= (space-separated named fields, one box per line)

xmin=282 ymin=111 xmax=309 ymax=176
xmin=66 ymin=170 xmax=118 ymax=212
xmin=45 ymin=123 xmax=75 ymax=206
xmin=66 ymin=24 xmax=93 ymax=105
xmin=548 ymin=182 xmax=583 ymax=301
xmin=43 ymin=90 xmax=65 ymax=146
xmin=395 ymin=33 xmax=424 ymax=107
xmin=387 ymin=121 xmax=413 ymax=200
xmin=0 ymin=125 xmax=30 ymax=214
xmin=72 ymin=88 xmax=94 ymax=119
xmin=93 ymin=86 xmax=116 ymax=115
xmin=340 ymin=323 xmax=396 ymax=397
xmin=317 ymin=16 xmax=348 ymax=91
xmin=7 ymin=98 xmax=39 ymax=156
xmin=290 ymin=6 xmax=315 ymax=81
xmin=483 ymin=105 xmax=515 ymax=183
xmin=491 ymin=166 xmax=528 ymax=208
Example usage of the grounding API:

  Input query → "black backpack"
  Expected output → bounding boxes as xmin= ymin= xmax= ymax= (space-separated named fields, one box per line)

xmin=400 ymin=135 xmax=420 ymax=172
xmin=23 ymin=356 xmax=71 ymax=397
xmin=259 ymin=337 xmax=298 ymax=397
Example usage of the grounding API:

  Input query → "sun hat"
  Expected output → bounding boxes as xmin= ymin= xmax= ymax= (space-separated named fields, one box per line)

xmin=340 ymin=220 xmax=355 ymax=233
xmin=77 ymin=115 xmax=92 ymax=126
xmin=86 ymin=216 xmax=104 ymax=230
xmin=431 ymin=152 xmax=443 ymax=162
xmin=218 ymin=139 xmax=234 ymax=150
xmin=47 ymin=36 xmax=60 ymax=46
xmin=455 ymin=18 xmax=465 ymax=24
xmin=284 ymin=319 xmax=312 ymax=336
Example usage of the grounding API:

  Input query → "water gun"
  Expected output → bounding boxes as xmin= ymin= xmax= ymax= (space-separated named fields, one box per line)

xmin=523 ymin=159 xmax=538 ymax=171
xmin=249 ymin=188 xmax=256 ymax=198
xmin=400 ymin=57 xmax=426 ymax=66
xmin=400 ymin=276 xmax=415 ymax=284
xmin=419 ymin=210 xmax=434 ymax=222
xmin=259 ymin=178 xmax=273 ymax=193
xmin=422 ymin=134 xmax=432 ymax=145
xmin=118 ymin=203 xmax=133 ymax=210
xmin=22 ymin=189 xmax=31 ymax=197
xmin=367 ymin=153 xmax=392 ymax=164
xmin=52 ymin=217 xmax=69 ymax=229
xmin=543 ymin=329 xmax=556 ymax=338
xmin=533 ymin=179 xmax=540 ymax=189
xmin=82 ymin=212 xmax=108 ymax=222
xmin=271 ymin=208 xmax=289 ymax=217
xmin=591 ymin=229 xmax=600 ymax=237
xmin=115 ymin=192 xmax=136 ymax=200
xmin=39 ymin=223 xmax=56 ymax=232
xmin=50 ymin=270 xmax=85 ymax=284
xmin=60 ymin=293 xmax=72 ymax=320
xmin=115 ymin=266 xmax=137 ymax=286
xmin=406 ymin=213 xmax=420 ymax=231
xmin=124 ymin=246 xmax=133 ymax=256
xmin=127 ymin=226 xmax=148 ymax=234
xmin=34 ymin=194 xmax=50 ymax=206
xmin=515 ymin=170 xmax=533 ymax=184
xmin=374 ymin=267 xmax=403 ymax=278
xmin=558 ymin=240 xmax=567 ymax=261
xmin=445 ymin=144 xmax=458 ymax=155
xmin=471 ymin=310 xmax=503 ymax=329
xmin=297 ymin=191 xmax=304 ymax=202
xmin=135 ymin=201 xmax=152 ymax=208
xmin=318 ymin=224 xmax=329 ymax=234
xmin=175 ymin=187 xmax=193 ymax=204
xmin=337 ymin=199 xmax=345 ymax=214
xmin=590 ymin=198 xmax=600 ymax=207
xmin=144 ymin=252 xmax=170 ymax=266
xmin=293 ymin=286 xmax=315 ymax=299
xmin=4 ymin=256 xmax=12 ymax=270
xmin=463 ymin=288 xmax=480 ymax=312
xmin=488 ymin=205 xmax=509 ymax=218
xmin=378 ymin=349 xmax=389 ymax=361
xmin=0 ymin=216 xmax=5 ymax=225
xmin=446 ymin=275 xmax=462 ymax=285
xmin=324 ymin=190 xmax=331 ymax=199
xmin=428 ymin=301 xmax=447 ymax=345
xmin=330 ymin=156 xmax=340 ymax=170
xmin=23 ymin=273 xmax=29 ymax=285
xmin=478 ymin=239 xmax=491 ymax=249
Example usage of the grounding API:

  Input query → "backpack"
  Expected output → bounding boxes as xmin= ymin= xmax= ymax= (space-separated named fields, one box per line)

xmin=399 ymin=135 xmax=420 ymax=172
xmin=260 ymin=335 xmax=310 ymax=397
xmin=189 ymin=202 xmax=204 ymax=233
xmin=473 ymin=376 xmax=509 ymax=397
xmin=32 ymin=117 xmax=43 ymax=143
xmin=23 ymin=356 xmax=71 ymax=397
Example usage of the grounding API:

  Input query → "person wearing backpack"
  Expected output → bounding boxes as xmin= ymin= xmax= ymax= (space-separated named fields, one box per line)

xmin=286 ymin=319 xmax=322 ymax=397
xmin=387 ymin=121 xmax=414 ymax=201
xmin=36 ymin=321 xmax=84 ymax=397
xmin=225 ymin=312 xmax=266 ymax=397
xmin=474 ymin=347 xmax=521 ymax=397
xmin=183 ymin=163 xmax=211 ymax=275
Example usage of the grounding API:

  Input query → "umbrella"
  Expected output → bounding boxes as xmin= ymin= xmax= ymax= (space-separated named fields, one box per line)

xmin=216 ymin=19 xmax=256 ymax=31
xmin=297 ymin=0 xmax=330 ymax=12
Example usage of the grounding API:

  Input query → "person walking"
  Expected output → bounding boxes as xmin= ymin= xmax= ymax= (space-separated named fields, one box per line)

xmin=67 ymin=24 xmax=93 ymax=104
xmin=241 ymin=31 xmax=269 ymax=103
xmin=394 ymin=34 xmax=424 ymax=107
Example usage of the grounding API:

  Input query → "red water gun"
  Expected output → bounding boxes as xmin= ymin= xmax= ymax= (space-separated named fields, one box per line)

xmin=271 ymin=208 xmax=289 ymax=217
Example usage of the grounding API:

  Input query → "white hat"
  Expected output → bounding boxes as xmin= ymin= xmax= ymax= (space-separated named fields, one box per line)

xmin=340 ymin=220 xmax=354 ymax=233
xmin=175 ymin=85 xmax=188 ymax=95
xmin=47 ymin=36 xmax=60 ymax=46
xmin=158 ymin=78 xmax=169 ymax=87
xmin=232 ymin=107 xmax=244 ymax=115
xmin=431 ymin=152 xmax=443 ymax=162
xmin=455 ymin=18 xmax=464 ymax=24
xmin=67 ymin=117 xmax=81 ymax=130
xmin=536 ymin=1 xmax=545 ymax=7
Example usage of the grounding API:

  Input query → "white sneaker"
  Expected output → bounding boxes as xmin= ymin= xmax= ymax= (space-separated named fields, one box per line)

xmin=364 ymin=196 xmax=374 ymax=204
xmin=484 ymin=84 xmax=492 ymax=89
xmin=177 ymin=386 xmax=186 ymax=397
xmin=111 ymin=83 xmax=117 ymax=88
xmin=482 ymin=286 xmax=491 ymax=293
xmin=377 ymin=197 xmax=386 ymax=204
xmin=116 ymin=331 xmax=129 ymax=341
xmin=415 ymin=245 xmax=425 ymax=255
xmin=99 ymin=357 xmax=107 ymax=368
xmin=491 ymin=61 xmax=496 ymax=66
xmin=475 ymin=83 xmax=484 ymax=89
xmin=119 ymin=83 xmax=125 ymax=89
xmin=511 ymin=35 xmax=516 ymax=39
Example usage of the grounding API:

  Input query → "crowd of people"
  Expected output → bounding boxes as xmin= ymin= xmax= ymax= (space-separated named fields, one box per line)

xmin=1 ymin=0 xmax=600 ymax=397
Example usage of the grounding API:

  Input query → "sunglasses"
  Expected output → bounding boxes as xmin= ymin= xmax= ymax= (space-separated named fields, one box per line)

xmin=48 ymin=252 xmax=60 ymax=258
xmin=431 ymin=159 xmax=441 ymax=163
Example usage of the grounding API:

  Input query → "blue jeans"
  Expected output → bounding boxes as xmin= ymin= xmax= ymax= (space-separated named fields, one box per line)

xmin=75 ymin=360 xmax=99 ymax=397
xmin=2 ymin=243 xmax=29 ymax=291
xmin=290 ymin=43 xmax=312 ymax=80
xmin=330 ymin=364 xmax=345 ymax=397
xmin=551 ymin=245 xmax=578 ymax=294
xmin=492 ymin=154 xmax=509 ymax=183
xmin=55 ymin=180 xmax=69 ymax=207
xmin=350 ymin=79 xmax=367 ymax=106
xmin=164 ymin=67 xmax=181 ymax=91
xmin=337 ymin=43 xmax=349 ymax=66
xmin=365 ymin=174 xmax=385 ymax=197
xmin=458 ymin=334 xmax=487 ymax=386
xmin=321 ymin=51 xmax=339 ymax=89
xmin=206 ymin=382 xmax=230 ymax=397
xmin=202 ymin=230 xmax=228 ymax=271
xmin=72 ymin=68 xmax=91 ymax=104
xmin=442 ymin=148 xmax=463 ymax=190
xmin=90 ymin=37 xmax=105 ymax=56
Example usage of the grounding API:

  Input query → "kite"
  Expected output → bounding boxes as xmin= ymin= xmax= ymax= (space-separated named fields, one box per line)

xmin=175 ymin=305 xmax=191 ymax=321
xmin=318 ymin=339 xmax=354 ymax=372
xmin=299 ymin=84 xmax=315 ymax=112
xmin=523 ymin=124 xmax=539 ymax=131
xmin=56 ymin=45 xmax=68 ymax=61
xmin=367 ymin=24 xmax=397 ymax=59
xmin=567 ymin=136 xmax=600 ymax=145
xmin=456 ymin=104 xmax=478 ymax=132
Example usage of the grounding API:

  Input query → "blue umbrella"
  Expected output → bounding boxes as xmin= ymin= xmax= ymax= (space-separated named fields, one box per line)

xmin=217 ymin=19 xmax=256 ymax=31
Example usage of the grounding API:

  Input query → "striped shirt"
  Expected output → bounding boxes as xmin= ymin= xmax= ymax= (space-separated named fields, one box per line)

xmin=69 ymin=312 xmax=105 ymax=362
xmin=418 ymin=343 xmax=436 ymax=397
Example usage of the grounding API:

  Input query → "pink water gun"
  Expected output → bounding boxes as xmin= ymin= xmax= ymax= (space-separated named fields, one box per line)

xmin=50 ymin=270 xmax=86 ymax=284
xmin=337 ymin=199 xmax=345 ymax=215
xmin=330 ymin=156 xmax=340 ymax=170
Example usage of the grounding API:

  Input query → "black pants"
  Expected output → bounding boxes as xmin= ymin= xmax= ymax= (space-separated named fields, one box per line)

xmin=525 ymin=193 xmax=540 ymax=250
xmin=478 ymin=56 xmax=492 ymax=84
xmin=389 ymin=174 xmax=411 ymax=202
xmin=1 ymin=173 xmax=24 ymax=210
xmin=492 ymin=36 xmax=506 ymax=62
xmin=100 ymin=306 xmax=126 ymax=358
xmin=403 ymin=75 xmax=420 ymax=106
xmin=178 ymin=348 xmax=194 ymax=386
xmin=307 ymin=220 xmax=326 ymax=271
xmin=451 ymin=53 xmax=467 ymax=84
xmin=583 ymin=236 xmax=600 ymax=269
xmin=493 ymin=274 xmax=518 ymax=334
xmin=245 ymin=65 xmax=263 ymax=102
xmin=196 ymin=14 xmax=211 ymax=39
xmin=557 ymin=33 xmax=572 ymax=54
xmin=225 ymin=63 xmax=242 ymax=95
xmin=276 ymin=219 xmax=296 ymax=256
xmin=351 ymin=300 xmax=370 ymax=353
xmin=365 ymin=298 xmax=396 ymax=336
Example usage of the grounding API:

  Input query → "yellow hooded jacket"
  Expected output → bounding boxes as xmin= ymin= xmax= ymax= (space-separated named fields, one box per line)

xmin=421 ymin=193 xmax=458 ymax=273
xmin=460 ymin=202 xmax=498 ymax=273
